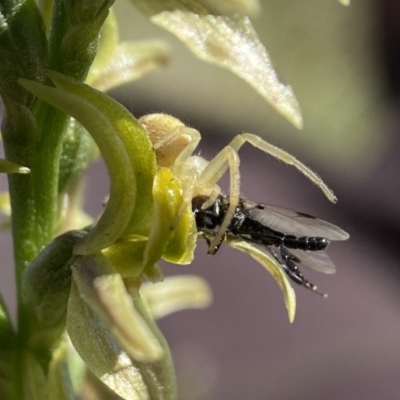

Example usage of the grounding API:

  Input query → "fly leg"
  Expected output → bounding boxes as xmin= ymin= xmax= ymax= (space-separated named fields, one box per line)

xmin=199 ymin=231 xmax=225 ymax=255
xmin=271 ymin=245 xmax=327 ymax=296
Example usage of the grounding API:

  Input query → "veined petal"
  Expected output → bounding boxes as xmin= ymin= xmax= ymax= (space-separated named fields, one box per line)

xmin=68 ymin=280 xmax=154 ymax=399
xmin=68 ymin=261 xmax=177 ymax=399
xmin=151 ymin=11 xmax=303 ymax=129
xmin=141 ymin=275 xmax=212 ymax=320
xmin=207 ymin=0 xmax=260 ymax=17
xmin=131 ymin=0 xmax=259 ymax=17
xmin=225 ymin=238 xmax=296 ymax=323
xmin=69 ymin=254 xmax=163 ymax=362
xmin=87 ymin=40 xmax=171 ymax=92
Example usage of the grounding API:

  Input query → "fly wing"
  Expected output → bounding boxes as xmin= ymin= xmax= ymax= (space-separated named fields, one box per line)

xmin=245 ymin=203 xmax=349 ymax=241
xmin=289 ymin=248 xmax=336 ymax=274
xmin=266 ymin=245 xmax=336 ymax=274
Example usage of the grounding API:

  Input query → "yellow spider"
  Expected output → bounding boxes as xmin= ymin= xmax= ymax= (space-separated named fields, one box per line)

xmin=139 ymin=113 xmax=337 ymax=255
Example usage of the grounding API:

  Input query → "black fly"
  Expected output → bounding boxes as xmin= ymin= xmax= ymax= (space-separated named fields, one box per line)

xmin=192 ymin=195 xmax=349 ymax=295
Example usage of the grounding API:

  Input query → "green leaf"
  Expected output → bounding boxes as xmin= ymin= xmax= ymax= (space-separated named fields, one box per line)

xmin=20 ymin=71 xmax=157 ymax=254
xmin=59 ymin=13 xmax=109 ymax=80
xmin=0 ymin=159 xmax=30 ymax=174
xmin=22 ymin=230 xmax=88 ymax=353
xmin=87 ymin=8 xmax=119 ymax=75
xmin=49 ymin=0 xmax=114 ymax=80
xmin=0 ymin=0 xmax=48 ymax=108
xmin=64 ymin=0 xmax=115 ymax=24
xmin=58 ymin=117 xmax=95 ymax=195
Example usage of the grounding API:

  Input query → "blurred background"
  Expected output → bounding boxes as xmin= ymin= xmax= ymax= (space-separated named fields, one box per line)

xmin=3 ymin=0 xmax=400 ymax=398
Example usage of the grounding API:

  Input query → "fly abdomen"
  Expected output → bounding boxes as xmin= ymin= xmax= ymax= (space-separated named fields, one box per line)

xmin=283 ymin=235 xmax=329 ymax=251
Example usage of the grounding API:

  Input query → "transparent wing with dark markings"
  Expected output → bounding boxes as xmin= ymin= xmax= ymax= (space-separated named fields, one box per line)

xmin=244 ymin=202 xmax=349 ymax=241
xmin=267 ymin=245 xmax=336 ymax=274
xmin=289 ymin=248 xmax=336 ymax=274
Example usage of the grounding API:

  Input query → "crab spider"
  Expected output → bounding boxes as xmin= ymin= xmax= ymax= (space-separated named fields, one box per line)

xmin=139 ymin=114 xmax=337 ymax=255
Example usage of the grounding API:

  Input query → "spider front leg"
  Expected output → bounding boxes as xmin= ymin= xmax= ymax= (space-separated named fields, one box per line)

xmin=196 ymin=146 xmax=241 ymax=255
xmin=227 ymin=133 xmax=337 ymax=203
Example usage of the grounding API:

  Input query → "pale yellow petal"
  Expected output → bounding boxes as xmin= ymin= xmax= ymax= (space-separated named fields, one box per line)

xmin=226 ymin=239 xmax=296 ymax=322
xmin=151 ymin=11 xmax=303 ymax=129
xmin=141 ymin=275 xmax=213 ymax=319
xmin=88 ymin=40 xmax=171 ymax=92
xmin=68 ymin=277 xmax=177 ymax=399
xmin=0 ymin=192 xmax=10 ymax=216
xmin=70 ymin=254 xmax=163 ymax=362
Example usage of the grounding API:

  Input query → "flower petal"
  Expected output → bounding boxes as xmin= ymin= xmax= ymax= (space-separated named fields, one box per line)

xmin=225 ymin=238 xmax=296 ymax=322
xmin=88 ymin=40 xmax=171 ymax=92
xmin=69 ymin=254 xmax=163 ymax=362
xmin=141 ymin=275 xmax=213 ymax=320
xmin=47 ymin=340 xmax=75 ymax=400
xmin=151 ymin=11 xmax=303 ymax=129
xmin=68 ymin=269 xmax=177 ymax=399
xmin=0 ymin=192 xmax=11 ymax=216
xmin=131 ymin=0 xmax=260 ymax=17
xmin=144 ymin=168 xmax=197 ymax=269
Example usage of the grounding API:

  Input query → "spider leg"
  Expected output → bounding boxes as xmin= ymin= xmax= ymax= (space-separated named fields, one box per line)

xmin=171 ymin=127 xmax=201 ymax=172
xmin=227 ymin=133 xmax=337 ymax=203
xmin=201 ymin=231 xmax=225 ymax=254
xmin=196 ymin=146 xmax=241 ymax=255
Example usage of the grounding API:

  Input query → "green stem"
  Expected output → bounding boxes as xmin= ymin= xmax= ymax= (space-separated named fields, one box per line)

xmin=4 ymin=104 xmax=66 ymax=325
xmin=3 ymin=103 xmax=66 ymax=399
